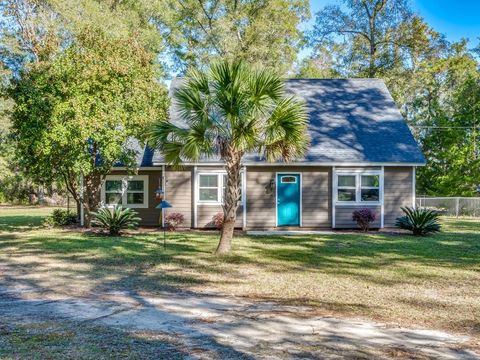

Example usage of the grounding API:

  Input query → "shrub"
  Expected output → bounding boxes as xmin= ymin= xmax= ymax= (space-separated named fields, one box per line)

xmin=44 ymin=209 xmax=77 ymax=227
xmin=212 ymin=212 xmax=224 ymax=230
xmin=165 ymin=212 xmax=185 ymax=231
xmin=395 ymin=207 xmax=441 ymax=236
xmin=92 ymin=206 xmax=140 ymax=236
xmin=352 ymin=208 xmax=376 ymax=232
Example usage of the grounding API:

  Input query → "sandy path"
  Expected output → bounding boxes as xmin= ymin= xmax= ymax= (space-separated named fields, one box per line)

xmin=0 ymin=284 xmax=477 ymax=359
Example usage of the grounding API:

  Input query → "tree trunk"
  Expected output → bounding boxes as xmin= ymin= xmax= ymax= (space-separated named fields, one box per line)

xmin=368 ymin=11 xmax=376 ymax=77
xmin=215 ymin=147 xmax=242 ymax=255
xmin=83 ymin=200 xmax=92 ymax=228
xmin=217 ymin=219 xmax=235 ymax=254
xmin=83 ymin=173 xmax=102 ymax=228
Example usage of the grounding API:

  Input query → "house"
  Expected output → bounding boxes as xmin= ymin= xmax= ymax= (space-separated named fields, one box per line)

xmin=98 ymin=78 xmax=425 ymax=229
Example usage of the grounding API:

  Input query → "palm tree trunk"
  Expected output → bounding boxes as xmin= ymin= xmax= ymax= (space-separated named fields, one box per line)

xmin=215 ymin=149 xmax=242 ymax=255
xmin=217 ymin=219 xmax=235 ymax=254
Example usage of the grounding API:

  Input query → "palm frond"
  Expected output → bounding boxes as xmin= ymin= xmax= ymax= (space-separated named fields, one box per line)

xmin=149 ymin=121 xmax=189 ymax=148
xmin=210 ymin=60 xmax=248 ymax=125
xmin=184 ymin=67 xmax=210 ymax=95
xmin=263 ymin=96 xmax=309 ymax=162
xmin=182 ymin=121 xmax=215 ymax=160
xmin=248 ymin=67 xmax=283 ymax=104
xmin=149 ymin=60 xmax=309 ymax=167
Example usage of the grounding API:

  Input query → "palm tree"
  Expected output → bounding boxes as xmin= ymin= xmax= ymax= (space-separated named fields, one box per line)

xmin=150 ymin=61 xmax=309 ymax=254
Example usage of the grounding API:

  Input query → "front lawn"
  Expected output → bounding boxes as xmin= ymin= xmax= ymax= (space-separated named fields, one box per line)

xmin=0 ymin=207 xmax=479 ymax=344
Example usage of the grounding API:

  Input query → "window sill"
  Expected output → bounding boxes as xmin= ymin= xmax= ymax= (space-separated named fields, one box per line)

xmin=103 ymin=204 xmax=148 ymax=209
xmin=197 ymin=202 xmax=244 ymax=206
xmin=198 ymin=202 xmax=223 ymax=206
xmin=335 ymin=202 xmax=381 ymax=206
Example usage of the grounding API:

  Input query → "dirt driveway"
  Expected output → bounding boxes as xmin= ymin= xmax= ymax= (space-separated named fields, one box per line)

xmin=0 ymin=284 xmax=477 ymax=359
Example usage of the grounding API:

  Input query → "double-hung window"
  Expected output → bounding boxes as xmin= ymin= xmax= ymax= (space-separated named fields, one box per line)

xmin=337 ymin=175 xmax=356 ymax=202
xmin=198 ymin=174 xmax=220 ymax=202
xmin=102 ymin=175 xmax=149 ymax=208
xmin=335 ymin=171 xmax=381 ymax=204
xmin=360 ymin=175 xmax=380 ymax=202
xmin=197 ymin=172 xmax=243 ymax=205
xmin=105 ymin=179 xmax=123 ymax=205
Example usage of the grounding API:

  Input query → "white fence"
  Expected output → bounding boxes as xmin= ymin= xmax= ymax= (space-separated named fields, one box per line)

xmin=416 ymin=197 xmax=480 ymax=217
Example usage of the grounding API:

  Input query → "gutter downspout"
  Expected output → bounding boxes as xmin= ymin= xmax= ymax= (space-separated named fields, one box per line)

xmin=332 ymin=166 xmax=336 ymax=229
xmin=193 ymin=166 xmax=197 ymax=228
xmin=412 ymin=166 xmax=416 ymax=209
xmin=380 ymin=166 xmax=385 ymax=228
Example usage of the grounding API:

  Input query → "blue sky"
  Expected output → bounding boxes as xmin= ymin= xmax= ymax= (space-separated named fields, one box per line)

xmin=411 ymin=0 xmax=480 ymax=43
xmin=309 ymin=0 xmax=480 ymax=44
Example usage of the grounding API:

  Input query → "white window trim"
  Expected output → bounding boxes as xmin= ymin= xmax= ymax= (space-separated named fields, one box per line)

xmin=196 ymin=171 xmax=244 ymax=206
xmin=334 ymin=169 xmax=383 ymax=206
xmin=101 ymin=175 xmax=149 ymax=209
xmin=198 ymin=173 xmax=221 ymax=204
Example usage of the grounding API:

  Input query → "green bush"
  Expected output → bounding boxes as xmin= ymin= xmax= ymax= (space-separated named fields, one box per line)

xmin=92 ymin=206 xmax=140 ymax=236
xmin=44 ymin=209 xmax=77 ymax=227
xmin=395 ymin=207 xmax=441 ymax=236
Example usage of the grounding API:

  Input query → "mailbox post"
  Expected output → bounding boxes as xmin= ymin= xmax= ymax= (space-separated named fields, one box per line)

xmin=156 ymin=200 xmax=172 ymax=249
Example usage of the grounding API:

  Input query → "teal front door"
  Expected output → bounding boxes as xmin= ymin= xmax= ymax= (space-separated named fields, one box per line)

xmin=277 ymin=174 xmax=301 ymax=226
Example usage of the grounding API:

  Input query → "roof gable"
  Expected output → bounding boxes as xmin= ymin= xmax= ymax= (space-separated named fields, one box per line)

xmin=126 ymin=78 xmax=425 ymax=166
xmin=269 ymin=78 xmax=425 ymax=164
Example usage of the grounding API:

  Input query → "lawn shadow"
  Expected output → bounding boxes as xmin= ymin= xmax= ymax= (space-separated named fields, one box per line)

xmin=244 ymin=229 xmax=480 ymax=271
xmin=0 ymin=215 xmax=48 ymax=232
xmin=0 ymin=288 xmax=256 ymax=359
xmin=0 ymin=229 xmax=248 ymax=296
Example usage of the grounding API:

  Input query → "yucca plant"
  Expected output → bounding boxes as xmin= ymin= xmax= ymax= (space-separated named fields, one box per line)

xmin=395 ymin=207 xmax=441 ymax=236
xmin=92 ymin=206 xmax=141 ymax=236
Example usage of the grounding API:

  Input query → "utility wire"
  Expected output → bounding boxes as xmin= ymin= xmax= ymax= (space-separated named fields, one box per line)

xmin=410 ymin=125 xmax=480 ymax=129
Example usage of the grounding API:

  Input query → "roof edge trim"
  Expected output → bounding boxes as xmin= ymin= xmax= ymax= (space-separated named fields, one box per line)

xmin=152 ymin=161 xmax=426 ymax=167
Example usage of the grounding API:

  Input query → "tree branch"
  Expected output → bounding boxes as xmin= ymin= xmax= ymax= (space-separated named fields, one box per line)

xmin=176 ymin=0 xmax=224 ymax=56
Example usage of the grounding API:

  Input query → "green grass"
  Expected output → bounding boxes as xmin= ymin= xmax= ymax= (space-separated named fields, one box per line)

xmin=0 ymin=315 xmax=189 ymax=359
xmin=0 ymin=207 xmax=479 ymax=344
xmin=0 ymin=206 xmax=58 ymax=231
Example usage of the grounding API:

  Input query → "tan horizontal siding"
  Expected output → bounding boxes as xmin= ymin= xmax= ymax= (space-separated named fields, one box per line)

xmin=301 ymin=168 xmax=331 ymax=227
xmin=335 ymin=205 xmax=381 ymax=228
xmin=105 ymin=165 xmax=414 ymax=230
xmin=384 ymin=167 xmax=413 ymax=227
xmin=196 ymin=166 xmax=225 ymax=171
xmin=165 ymin=167 xmax=192 ymax=228
xmin=246 ymin=168 xmax=276 ymax=229
xmin=197 ymin=205 xmax=243 ymax=228
xmin=246 ymin=166 xmax=331 ymax=229
xmin=110 ymin=169 xmax=162 ymax=226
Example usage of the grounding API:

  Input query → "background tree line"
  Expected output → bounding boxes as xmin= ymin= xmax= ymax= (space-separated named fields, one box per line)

xmin=0 ymin=0 xmax=479 ymax=214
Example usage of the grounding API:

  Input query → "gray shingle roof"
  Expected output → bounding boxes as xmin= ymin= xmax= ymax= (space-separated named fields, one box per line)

xmin=127 ymin=78 xmax=425 ymax=166
xmin=113 ymin=138 xmax=162 ymax=168
xmin=270 ymin=78 xmax=424 ymax=164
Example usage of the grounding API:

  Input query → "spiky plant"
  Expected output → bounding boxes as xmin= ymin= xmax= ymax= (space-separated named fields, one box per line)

xmin=92 ymin=206 xmax=140 ymax=236
xmin=150 ymin=60 xmax=308 ymax=254
xmin=395 ymin=207 xmax=441 ymax=236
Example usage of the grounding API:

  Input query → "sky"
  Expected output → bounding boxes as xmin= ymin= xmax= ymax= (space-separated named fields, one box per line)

xmin=411 ymin=0 xmax=480 ymax=43
xmin=309 ymin=0 xmax=480 ymax=44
